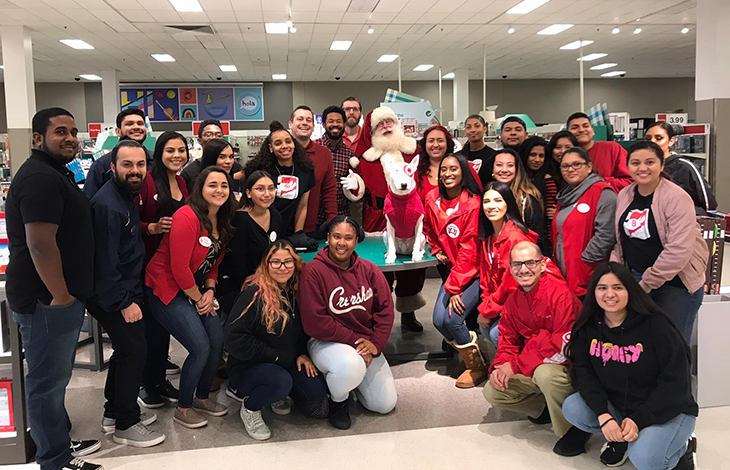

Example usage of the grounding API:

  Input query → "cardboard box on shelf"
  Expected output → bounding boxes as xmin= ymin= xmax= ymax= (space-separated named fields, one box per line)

xmin=698 ymin=216 xmax=726 ymax=295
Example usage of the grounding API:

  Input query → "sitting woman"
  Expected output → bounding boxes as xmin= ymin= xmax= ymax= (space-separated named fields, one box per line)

xmin=225 ymin=240 xmax=329 ymax=441
xmin=477 ymin=181 xmax=537 ymax=347
xmin=423 ymin=153 xmax=487 ymax=389
xmin=299 ymin=216 xmax=397 ymax=430
xmin=562 ymin=262 xmax=698 ymax=469
xmin=145 ymin=167 xmax=236 ymax=429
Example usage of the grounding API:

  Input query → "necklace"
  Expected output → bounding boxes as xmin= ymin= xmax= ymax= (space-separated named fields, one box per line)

xmin=275 ymin=161 xmax=295 ymax=177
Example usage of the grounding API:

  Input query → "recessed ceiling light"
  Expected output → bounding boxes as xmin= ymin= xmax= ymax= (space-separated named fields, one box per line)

xmin=612 ymin=27 xmax=620 ymax=34
xmin=601 ymin=71 xmax=626 ymax=77
xmin=635 ymin=18 xmax=641 ymax=22
xmin=413 ymin=64 xmax=434 ymax=71
xmin=634 ymin=28 xmax=642 ymax=34
xmin=169 ymin=0 xmax=202 ymax=12
xmin=590 ymin=63 xmax=618 ymax=70
xmin=681 ymin=27 xmax=690 ymax=34
xmin=442 ymin=72 xmax=455 ymax=79
xmin=79 ymin=74 xmax=102 ymax=80
xmin=377 ymin=54 xmax=398 ymax=62
xmin=151 ymin=54 xmax=175 ymax=62
xmin=60 ymin=39 xmax=94 ymax=50
xmin=219 ymin=65 xmax=237 ymax=72
xmin=290 ymin=27 xmax=297 ymax=33
xmin=265 ymin=23 xmax=289 ymax=34
xmin=330 ymin=40 xmax=352 ymax=51
xmin=577 ymin=53 xmax=607 ymax=61
xmin=508 ymin=27 xmax=515 ymax=34
xmin=560 ymin=40 xmax=594 ymax=50
xmin=272 ymin=74 xmax=287 ymax=80
xmin=368 ymin=27 xmax=374 ymax=34
xmin=537 ymin=24 xmax=574 ymax=35
xmin=506 ymin=0 xmax=550 ymax=14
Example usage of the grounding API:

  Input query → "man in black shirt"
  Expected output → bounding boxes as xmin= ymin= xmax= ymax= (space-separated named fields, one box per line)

xmin=459 ymin=114 xmax=497 ymax=187
xmin=6 ymin=108 xmax=102 ymax=470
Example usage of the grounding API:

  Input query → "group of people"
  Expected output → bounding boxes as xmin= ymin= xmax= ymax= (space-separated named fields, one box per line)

xmin=5 ymin=98 xmax=712 ymax=470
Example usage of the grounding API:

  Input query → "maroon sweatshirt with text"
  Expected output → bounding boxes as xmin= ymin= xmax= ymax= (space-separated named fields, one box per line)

xmin=298 ymin=247 xmax=394 ymax=354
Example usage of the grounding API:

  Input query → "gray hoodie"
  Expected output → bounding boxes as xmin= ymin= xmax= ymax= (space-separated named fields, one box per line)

xmin=553 ymin=173 xmax=617 ymax=274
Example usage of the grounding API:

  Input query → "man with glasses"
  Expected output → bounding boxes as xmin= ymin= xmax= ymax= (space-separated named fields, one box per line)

xmin=482 ymin=241 xmax=587 ymax=456
xmin=181 ymin=119 xmax=244 ymax=193
xmin=341 ymin=97 xmax=363 ymax=151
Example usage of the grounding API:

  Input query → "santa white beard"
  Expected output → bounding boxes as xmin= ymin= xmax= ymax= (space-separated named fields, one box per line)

xmin=371 ymin=126 xmax=406 ymax=153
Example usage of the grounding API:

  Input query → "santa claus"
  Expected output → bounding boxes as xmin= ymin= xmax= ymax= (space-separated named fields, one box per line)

xmin=341 ymin=105 xmax=426 ymax=332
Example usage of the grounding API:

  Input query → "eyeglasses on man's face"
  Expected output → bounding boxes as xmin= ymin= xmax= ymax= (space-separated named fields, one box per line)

xmin=509 ymin=259 xmax=542 ymax=270
xmin=202 ymin=132 xmax=224 ymax=138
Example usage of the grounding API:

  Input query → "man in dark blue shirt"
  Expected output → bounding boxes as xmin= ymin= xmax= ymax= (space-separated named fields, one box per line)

xmin=87 ymin=140 xmax=166 ymax=448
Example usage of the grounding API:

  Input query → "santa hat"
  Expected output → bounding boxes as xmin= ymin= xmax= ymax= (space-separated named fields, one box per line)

xmin=370 ymin=106 xmax=398 ymax=130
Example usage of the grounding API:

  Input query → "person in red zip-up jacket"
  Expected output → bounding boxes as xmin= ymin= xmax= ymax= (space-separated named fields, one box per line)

xmin=477 ymin=181 xmax=538 ymax=346
xmin=482 ymin=241 xmax=582 ymax=454
xmin=424 ymin=153 xmax=487 ymax=389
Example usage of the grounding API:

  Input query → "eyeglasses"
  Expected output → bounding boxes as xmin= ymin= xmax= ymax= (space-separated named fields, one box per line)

xmin=376 ymin=119 xmax=395 ymax=129
xmin=269 ymin=259 xmax=295 ymax=269
xmin=560 ymin=162 xmax=588 ymax=171
xmin=343 ymin=107 xmax=360 ymax=113
xmin=202 ymin=132 xmax=224 ymax=138
xmin=252 ymin=186 xmax=276 ymax=194
xmin=509 ymin=259 xmax=542 ymax=270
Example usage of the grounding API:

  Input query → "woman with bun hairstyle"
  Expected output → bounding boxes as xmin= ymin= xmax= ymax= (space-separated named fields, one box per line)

xmin=553 ymin=147 xmax=616 ymax=299
xmin=547 ymin=131 xmax=579 ymax=189
xmin=611 ymin=140 xmax=708 ymax=342
xmin=424 ymin=153 xmax=486 ymax=388
xmin=244 ymin=121 xmax=314 ymax=237
xmin=298 ymin=216 xmax=397 ymax=430
xmin=644 ymin=121 xmax=716 ymax=215
xmin=520 ymin=136 xmax=558 ymax=243
xmin=477 ymin=181 xmax=538 ymax=346
xmin=200 ymin=138 xmax=243 ymax=196
xmin=225 ymin=240 xmax=328 ymax=441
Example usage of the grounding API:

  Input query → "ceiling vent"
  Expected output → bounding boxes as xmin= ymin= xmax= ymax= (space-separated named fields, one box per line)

xmin=164 ymin=24 xmax=215 ymax=39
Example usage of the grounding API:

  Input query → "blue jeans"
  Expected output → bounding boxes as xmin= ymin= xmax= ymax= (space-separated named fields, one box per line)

xmin=651 ymin=284 xmax=702 ymax=344
xmin=13 ymin=298 xmax=86 ymax=470
xmin=479 ymin=316 xmax=500 ymax=347
xmin=145 ymin=288 xmax=223 ymax=408
xmin=562 ymin=393 xmax=696 ymax=470
xmin=432 ymin=278 xmax=481 ymax=345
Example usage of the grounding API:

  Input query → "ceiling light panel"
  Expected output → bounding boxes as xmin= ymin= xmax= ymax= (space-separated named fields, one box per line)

xmin=330 ymin=41 xmax=352 ymax=50
xmin=152 ymin=54 xmax=175 ymax=62
xmin=560 ymin=40 xmax=594 ymax=50
xmin=60 ymin=39 xmax=94 ymax=50
xmin=537 ymin=24 xmax=573 ymax=35
xmin=601 ymin=71 xmax=626 ymax=77
xmin=413 ymin=64 xmax=434 ymax=71
xmin=219 ymin=65 xmax=237 ymax=72
xmin=506 ymin=0 xmax=550 ymax=14
xmin=272 ymin=74 xmax=287 ymax=80
xmin=265 ymin=23 xmax=289 ymax=34
xmin=590 ymin=63 xmax=617 ymax=70
xmin=442 ymin=72 xmax=455 ymax=79
xmin=79 ymin=74 xmax=102 ymax=80
xmin=377 ymin=54 xmax=399 ymax=62
xmin=577 ymin=53 xmax=607 ymax=61
xmin=169 ymin=0 xmax=202 ymax=12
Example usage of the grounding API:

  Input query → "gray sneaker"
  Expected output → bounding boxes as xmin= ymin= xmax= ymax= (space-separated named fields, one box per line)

xmin=113 ymin=422 xmax=166 ymax=448
xmin=271 ymin=398 xmax=291 ymax=415
xmin=193 ymin=397 xmax=228 ymax=417
xmin=173 ymin=407 xmax=208 ymax=429
xmin=240 ymin=402 xmax=271 ymax=441
xmin=101 ymin=411 xmax=157 ymax=434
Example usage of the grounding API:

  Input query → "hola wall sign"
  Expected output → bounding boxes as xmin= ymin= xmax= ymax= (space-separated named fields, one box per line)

xmin=234 ymin=87 xmax=264 ymax=121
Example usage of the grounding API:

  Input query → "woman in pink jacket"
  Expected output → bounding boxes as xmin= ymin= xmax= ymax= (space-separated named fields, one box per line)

xmin=611 ymin=140 xmax=708 ymax=342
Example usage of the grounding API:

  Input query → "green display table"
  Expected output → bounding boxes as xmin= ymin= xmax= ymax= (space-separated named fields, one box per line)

xmin=300 ymin=236 xmax=437 ymax=272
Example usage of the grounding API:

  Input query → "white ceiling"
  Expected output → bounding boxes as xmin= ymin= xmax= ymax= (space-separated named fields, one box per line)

xmin=0 ymin=0 xmax=697 ymax=82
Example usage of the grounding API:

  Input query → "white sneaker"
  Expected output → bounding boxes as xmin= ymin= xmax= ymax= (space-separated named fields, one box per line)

xmin=101 ymin=411 xmax=157 ymax=434
xmin=271 ymin=398 xmax=291 ymax=415
xmin=240 ymin=404 xmax=271 ymax=440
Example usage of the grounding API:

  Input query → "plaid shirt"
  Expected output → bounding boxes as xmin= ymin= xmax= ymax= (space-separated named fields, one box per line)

xmin=316 ymin=135 xmax=353 ymax=217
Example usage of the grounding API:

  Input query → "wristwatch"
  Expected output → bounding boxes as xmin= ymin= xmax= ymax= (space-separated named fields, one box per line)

xmin=200 ymin=286 xmax=216 ymax=296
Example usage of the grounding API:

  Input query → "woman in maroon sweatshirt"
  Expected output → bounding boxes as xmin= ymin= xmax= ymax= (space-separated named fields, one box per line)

xmin=299 ymin=215 xmax=397 ymax=430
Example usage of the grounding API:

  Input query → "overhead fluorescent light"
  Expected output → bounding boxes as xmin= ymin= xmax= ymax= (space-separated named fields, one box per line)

xmin=272 ymin=74 xmax=287 ymax=80
xmin=508 ymin=27 xmax=515 ymax=34
xmin=79 ymin=74 xmax=102 ymax=81
xmin=537 ymin=24 xmax=573 ymax=35
xmin=413 ymin=64 xmax=434 ymax=71
xmin=577 ymin=53 xmax=607 ymax=61
xmin=506 ymin=0 xmax=550 ymax=14
xmin=601 ymin=71 xmax=626 ymax=77
xmin=590 ymin=63 xmax=618 ymax=70
xmin=169 ymin=0 xmax=202 ymax=12
xmin=265 ymin=23 xmax=289 ymax=34
xmin=377 ymin=54 xmax=398 ymax=62
xmin=681 ymin=27 xmax=689 ymax=34
xmin=368 ymin=27 xmax=374 ymax=34
xmin=442 ymin=72 xmax=455 ymax=79
xmin=330 ymin=40 xmax=352 ymax=50
xmin=634 ymin=28 xmax=642 ymax=34
xmin=219 ymin=65 xmax=237 ymax=72
xmin=612 ymin=27 xmax=620 ymax=34
xmin=60 ymin=39 xmax=94 ymax=50
xmin=151 ymin=54 xmax=175 ymax=62
xmin=560 ymin=40 xmax=594 ymax=50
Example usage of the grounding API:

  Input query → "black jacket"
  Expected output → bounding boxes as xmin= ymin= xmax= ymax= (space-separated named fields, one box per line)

xmin=224 ymin=285 xmax=308 ymax=379
xmin=84 ymin=147 xmax=153 ymax=199
xmin=90 ymin=178 xmax=145 ymax=312
xmin=571 ymin=310 xmax=698 ymax=430
xmin=664 ymin=154 xmax=717 ymax=215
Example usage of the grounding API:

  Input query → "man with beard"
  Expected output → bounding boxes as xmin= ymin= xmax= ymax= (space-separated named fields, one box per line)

xmin=500 ymin=116 xmax=529 ymax=152
xmin=87 ymin=140 xmax=166 ymax=449
xmin=289 ymin=105 xmax=338 ymax=236
xmin=84 ymin=108 xmax=153 ymax=198
xmin=6 ymin=108 xmax=103 ymax=470
xmin=316 ymin=105 xmax=354 ymax=218
xmin=342 ymin=96 xmax=363 ymax=151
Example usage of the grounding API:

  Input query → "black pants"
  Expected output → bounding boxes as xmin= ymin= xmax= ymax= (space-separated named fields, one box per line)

xmin=231 ymin=363 xmax=327 ymax=413
xmin=87 ymin=300 xmax=147 ymax=430
xmin=141 ymin=301 xmax=171 ymax=389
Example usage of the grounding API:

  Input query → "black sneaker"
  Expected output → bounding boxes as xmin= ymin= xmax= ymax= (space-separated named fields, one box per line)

xmin=62 ymin=457 xmax=104 ymax=470
xmin=70 ymin=439 xmax=101 ymax=457
xmin=553 ymin=426 xmax=592 ymax=457
xmin=528 ymin=406 xmax=552 ymax=425
xmin=138 ymin=386 xmax=165 ymax=409
xmin=328 ymin=397 xmax=351 ymax=430
xmin=155 ymin=380 xmax=179 ymax=403
xmin=166 ymin=357 xmax=181 ymax=375
xmin=401 ymin=312 xmax=423 ymax=332
xmin=600 ymin=441 xmax=629 ymax=467
xmin=226 ymin=384 xmax=245 ymax=402
xmin=672 ymin=436 xmax=697 ymax=470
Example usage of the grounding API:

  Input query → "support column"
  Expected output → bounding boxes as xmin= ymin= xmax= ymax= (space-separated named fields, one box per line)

xmin=100 ymin=69 xmax=120 ymax=124
xmin=1 ymin=26 xmax=36 ymax=176
xmin=696 ymin=0 xmax=730 ymax=209
xmin=453 ymin=68 xmax=469 ymax=123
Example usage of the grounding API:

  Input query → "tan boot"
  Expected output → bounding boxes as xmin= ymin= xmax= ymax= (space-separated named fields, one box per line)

xmin=452 ymin=331 xmax=488 ymax=388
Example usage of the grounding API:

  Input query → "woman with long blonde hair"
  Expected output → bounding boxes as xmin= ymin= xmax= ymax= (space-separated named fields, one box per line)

xmin=224 ymin=240 xmax=328 ymax=441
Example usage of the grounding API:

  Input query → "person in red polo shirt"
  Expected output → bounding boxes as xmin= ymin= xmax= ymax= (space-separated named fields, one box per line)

xmin=342 ymin=96 xmax=363 ymax=151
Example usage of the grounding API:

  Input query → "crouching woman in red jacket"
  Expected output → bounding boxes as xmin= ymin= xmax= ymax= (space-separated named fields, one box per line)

xmin=299 ymin=216 xmax=397 ymax=431
xmin=424 ymin=153 xmax=486 ymax=389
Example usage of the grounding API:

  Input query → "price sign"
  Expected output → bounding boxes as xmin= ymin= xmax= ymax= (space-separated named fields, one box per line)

xmin=655 ymin=113 xmax=688 ymax=125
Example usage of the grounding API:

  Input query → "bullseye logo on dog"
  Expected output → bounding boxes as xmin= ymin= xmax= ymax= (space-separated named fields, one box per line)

xmin=446 ymin=223 xmax=460 ymax=238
